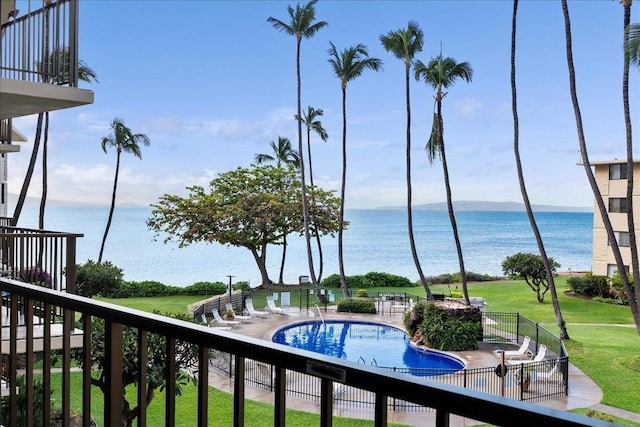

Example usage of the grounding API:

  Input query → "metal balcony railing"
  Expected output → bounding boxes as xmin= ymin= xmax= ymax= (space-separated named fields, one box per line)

xmin=0 ymin=225 xmax=81 ymax=294
xmin=0 ymin=280 xmax=612 ymax=427
xmin=0 ymin=0 xmax=79 ymax=86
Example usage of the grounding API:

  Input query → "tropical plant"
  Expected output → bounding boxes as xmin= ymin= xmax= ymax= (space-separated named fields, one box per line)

xmin=268 ymin=0 xmax=328 ymax=293
xmin=380 ymin=21 xmax=433 ymax=300
xmin=70 ymin=314 xmax=200 ymax=427
xmin=255 ymin=136 xmax=301 ymax=284
xmin=147 ymin=165 xmax=341 ymax=286
xmin=98 ymin=118 xmax=150 ymax=263
xmin=297 ymin=106 xmax=329 ymax=281
xmin=561 ymin=0 xmax=640 ymax=336
xmin=414 ymin=53 xmax=472 ymax=305
xmin=76 ymin=260 xmax=124 ymax=298
xmin=628 ymin=23 xmax=640 ymax=66
xmin=510 ymin=0 xmax=569 ymax=339
xmin=328 ymin=41 xmax=382 ymax=299
xmin=254 ymin=136 xmax=300 ymax=168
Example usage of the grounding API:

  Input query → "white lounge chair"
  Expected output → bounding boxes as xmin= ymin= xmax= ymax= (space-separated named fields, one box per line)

xmin=507 ymin=344 xmax=547 ymax=366
xmin=225 ymin=303 xmax=252 ymax=321
xmin=211 ymin=309 xmax=242 ymax=326
xmin=536 ymin=360 xmax=564 ymax=384
xmin=266 ymin=297 xmax=297 ymax=315
xmin=201 ymin=313 xmax=232 ymax=330
xmin=246 ymin=299 xmax=269 ymax=317
xmin=494 ymin=336 xmax=532 ymax=360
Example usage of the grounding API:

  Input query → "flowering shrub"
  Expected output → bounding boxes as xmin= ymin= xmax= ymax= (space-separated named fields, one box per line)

xmin=21 ymin=266 xmax=52 ymax=287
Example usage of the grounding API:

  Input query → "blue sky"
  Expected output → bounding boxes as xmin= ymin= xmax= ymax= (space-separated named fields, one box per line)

xmin=9 ymin=0 xmax=639 ymax=209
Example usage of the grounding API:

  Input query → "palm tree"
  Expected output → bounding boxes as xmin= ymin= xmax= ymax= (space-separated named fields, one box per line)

xmin=255 ymin=136 xmax=300 ymax=284
xmin=561 ymin=0 xmax=640 ymax=336
xmin=255 ymin=136 xmax=300 ymax=168
xmin=380 ymin=21 xmax=433 ymax=300
xmin=621 ymin=0 xmax=640 ymax=321
xmin=510 ymin=0 xmax=568 ymax=339
xmin=268 ymin=0 xmax=327 ymax=295
xmin=414 ymin=54 xmax=472 ymax=305
xmin=628 ymin=23 xmax=640 ymax=66
xmin=328 ymin=42 xmax=382 ymax=298
xmin=98 ymin=118 xmax=150 ymax=264
xmin=297 ymin=106 xmax=329 ymax=281
xmin=12 ymin=52 xmax=97 ymax=226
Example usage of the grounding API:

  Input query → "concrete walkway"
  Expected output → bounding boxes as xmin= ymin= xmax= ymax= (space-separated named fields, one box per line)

xmin=206 ymin=308 xmax=620 ymax=426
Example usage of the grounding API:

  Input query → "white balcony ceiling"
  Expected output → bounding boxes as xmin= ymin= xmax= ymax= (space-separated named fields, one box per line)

xmin=0 ymin=77 xmax=94 ymax=119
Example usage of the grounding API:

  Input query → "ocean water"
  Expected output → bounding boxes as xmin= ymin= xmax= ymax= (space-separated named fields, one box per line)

xmin=16 ymin=207 xmax=593 ymax=287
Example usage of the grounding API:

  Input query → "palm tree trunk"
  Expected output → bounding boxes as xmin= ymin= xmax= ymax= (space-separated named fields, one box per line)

xmin=39 ymin=112 xmax=49 ymax=230
xmin=98 ymin=150 xmax=121 ymax=264
xmin=561 ymin=0 xmax=640 ymax=335
xmin=296 ymin=39 xmax=319 ymax=296
xmin=278 ymin=234 xmax=287 ymax=284
xmin=622 ymin=1 xmax=640 ymax=316
xmin=512 ymin=0 xmax=569 ymax=339
xmin=436 ymin=93 xmax=469 ymax=305
xmin=405 ymin=65 xmax=433 ymax=300
xmin=12 ymin=113 xmax=44 ymax=225
xmin=338 ymin=86 xmax=349 ymax=299
xmin=307 ymin=128 xmax=325 ymax=282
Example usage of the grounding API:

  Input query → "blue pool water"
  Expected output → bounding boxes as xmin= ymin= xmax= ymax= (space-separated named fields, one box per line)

xmin=272 ymin=320 xmax=464 ymax=376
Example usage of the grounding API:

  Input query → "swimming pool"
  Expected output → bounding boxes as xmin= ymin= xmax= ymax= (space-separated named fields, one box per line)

xmin=272 ymin=320 xmax=464 ymax=376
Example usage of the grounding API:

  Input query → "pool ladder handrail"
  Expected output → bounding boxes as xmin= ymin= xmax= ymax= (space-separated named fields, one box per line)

xmin=314 ymin=304 xmax=325 ymax=325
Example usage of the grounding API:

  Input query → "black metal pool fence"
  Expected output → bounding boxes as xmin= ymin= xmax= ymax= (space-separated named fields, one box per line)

xmin=204 ymin=296 xmax=569 ymax=410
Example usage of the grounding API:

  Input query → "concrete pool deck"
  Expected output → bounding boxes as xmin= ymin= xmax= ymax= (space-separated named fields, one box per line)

xmin=206 ymin=308 xmax=604 ymax=426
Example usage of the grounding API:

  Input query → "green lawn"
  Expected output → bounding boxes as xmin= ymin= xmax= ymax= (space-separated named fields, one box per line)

xmin=48 ymin=372 xmax=409 ymax=427
xmin=98 ymin=278 xmax=640 ymax=417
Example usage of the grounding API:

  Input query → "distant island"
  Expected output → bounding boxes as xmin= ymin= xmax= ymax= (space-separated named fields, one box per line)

xmin=378 ymin=200 xmax=593 ymax=213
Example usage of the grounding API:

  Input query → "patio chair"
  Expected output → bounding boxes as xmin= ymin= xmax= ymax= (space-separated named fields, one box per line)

xmin=535 ymin=359 xmax=564 ymax=384
xmin=201 ymin=313 xmax=232 ymax=330
xmin=266 ymin=297 xmax=296 ymax=315
xmin=507 ymin=344 xmax=547 ymax=366
xmin=225 ymin=303 xmax=252 ymax=321
xmin=211 ymin=309 xmax=242 ymax=327
xmin=246 ymin=299 xmax=269 ymax=318
xmin=494 ymin=336 xmax=532 ymax=360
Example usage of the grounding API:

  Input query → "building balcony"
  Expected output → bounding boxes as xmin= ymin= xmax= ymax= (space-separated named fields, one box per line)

xmin=0 ymin=0 xmax=94 ymax=121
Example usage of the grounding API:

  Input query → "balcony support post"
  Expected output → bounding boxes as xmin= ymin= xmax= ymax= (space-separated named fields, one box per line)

xmin=197 ymin=346 xmax=209 ymax=427
xmin=274 ymin=366 xmax=286 ymax=427
xmin=436 ymin=409 xmax=450 ymax=427
xmin=166 ymin=337 xmax=176 ymax=427
xmin=320 ymin=379 xmax=333 ymax=427
xmin=104 ymin=320 xmax=123 ymax=427
xmin=233 ymin=355 xmax=245 ymax=427
xmin=137 ymin=330 xmax=148 ymax=427
xmin=374 ymin=392 xmax=388 ymax=427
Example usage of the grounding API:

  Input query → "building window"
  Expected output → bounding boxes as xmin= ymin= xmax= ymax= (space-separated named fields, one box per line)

xmin=608 ymin=197 xmax=628 ymax=213
xmin=608 ymin=231 xmax=631 ymax=247
xmin=607 ymin=263 xmax=629 ymax=278
xmin=609 ymin=163 xmax=628 ymax=180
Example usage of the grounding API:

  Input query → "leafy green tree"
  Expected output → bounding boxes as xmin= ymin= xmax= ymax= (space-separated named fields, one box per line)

xmin=510 ymin=0 xmax=568 ymax=338
xmin=380 ymin=21 xmax=433 ymax=300
xmin=561 ymin=0 xmax=640 ymax=336
xmin=502 ymin=252 xmax=560 ymax=303
xmin=147 ymin=165 xmax=341 ymax=287
xmin=70 ymin=314 xmax=199 ymax=427
xmin=328 ymin=42 xmax=382 ymax=298
xmin=268 ymin=0 xmax=328 ymax=292
xmin=76 ymin=260 xmax=124 ymax=298
xmin=98 ymin=118 xmax=150 ymax=263
xmin=298 ymin=106 xmax=329 ymax=281
xmin=414 ymin=54 xmax=472 ymax=305
xmin=256 ymin=136 xmax=301 ymax=284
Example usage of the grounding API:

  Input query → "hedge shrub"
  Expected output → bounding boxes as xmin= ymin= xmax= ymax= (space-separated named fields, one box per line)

xmin=76 ymin=260 xmax=124 ymax=298
xmin=567 ymin=275 xmax=611 ymax=298
xmin=418 ymin=303 xmax=482 ymax=351
xmin=336 ymin=299 xmax=376 ymax=314
xmin=321 ymin=272 xmax=414 ymax=289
